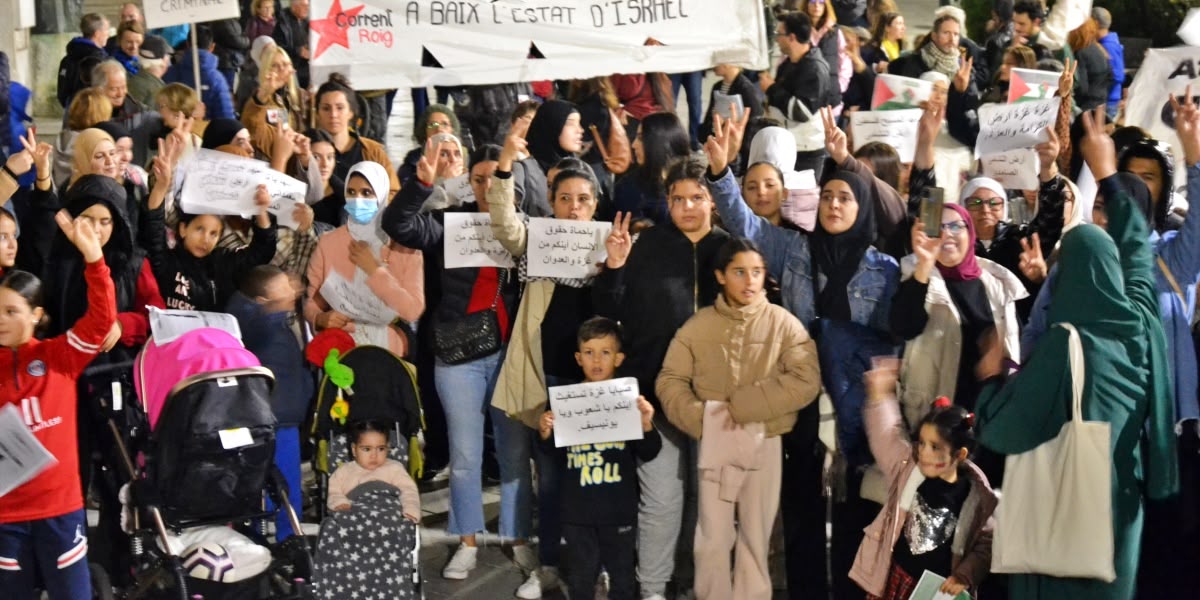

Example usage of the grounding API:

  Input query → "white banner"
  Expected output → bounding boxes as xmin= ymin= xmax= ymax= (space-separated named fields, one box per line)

xmin=526 ymin=218 xmax=610 ymax=279
xmin=975 ymin=98 xmax=1060 ymax=158
xmin=178 ymin=149 xmax=308 ymax=229
xmin=849 ymin=109 xmax=922 ymax=163
xmin=443 ymin=212 xmax=515 ymax=268
xmin=309 ymin=0 xmax=770 ymax=89
xmin=1126 ymin=46 xmax=1200 ymax=194
xmin=144 ymin=0 xmax=241 ymax=30
xmin=549 ymin=378 xmax=644 ymax=448
xmin=980 ymin=149 xmax=1040 ymax=191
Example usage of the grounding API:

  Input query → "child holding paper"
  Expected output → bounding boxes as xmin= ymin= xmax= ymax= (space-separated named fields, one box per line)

xmin=655 ymin=237 xmax=821 ymax=600
xmin=537 ymin=317 xmax=660 ymax=600
xmin=849 ymin=359 xmax=997 ymax=600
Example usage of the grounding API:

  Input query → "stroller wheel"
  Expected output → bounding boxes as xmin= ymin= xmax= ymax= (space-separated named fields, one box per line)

xmin=89 ymin=562 xmax=116 ymax=600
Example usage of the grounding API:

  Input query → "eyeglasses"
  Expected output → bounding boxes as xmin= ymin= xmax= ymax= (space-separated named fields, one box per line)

xmin=965 ymin=197 xmax=1004 ymax=209
xmin=427 ymin=121 xmax=448 ymax=130
xmin=940 ymin=221 xmax=968 ymax=235
xmin=774 ymin=30 xmax=788 ymax=38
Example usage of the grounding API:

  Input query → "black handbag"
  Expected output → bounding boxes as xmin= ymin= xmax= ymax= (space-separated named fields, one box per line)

xmin=433 ymin=270 xmax=506 ymax=365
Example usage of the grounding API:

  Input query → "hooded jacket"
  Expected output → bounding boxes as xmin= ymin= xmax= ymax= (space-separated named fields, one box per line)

xmin=1099 ymin=32 xmax=1125 ymax=107
xmin=225 ymin=292 xmax=313 ymax=426
xmin=163 ymin=49 xmax=235 ymax=120
xmin=57 ymin=37 xmax=107 ymax=108
xmin=44 ymin=175 xmax=165 ymax=363
xmin=1119 ymin=139 xmax=1177 ymax=233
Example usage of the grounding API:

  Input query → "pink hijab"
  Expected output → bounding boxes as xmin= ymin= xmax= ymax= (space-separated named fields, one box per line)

xmin=936 ymin=203 xmax=982 ymax=281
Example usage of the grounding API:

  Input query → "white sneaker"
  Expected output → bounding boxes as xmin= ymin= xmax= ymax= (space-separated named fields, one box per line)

xmin=511 ymin=543 xmax=540 ymax=574
xmin=594 ymin=569 xmax=610 ymax=599
xmin=442 ymin=543 xmax=478 ymax=580
xmin=516 ymin=566 xmax=561 ymax=599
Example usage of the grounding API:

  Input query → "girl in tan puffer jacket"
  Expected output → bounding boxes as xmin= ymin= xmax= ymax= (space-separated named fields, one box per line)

xmin=657 ymin=237 xmax=822 ymax=600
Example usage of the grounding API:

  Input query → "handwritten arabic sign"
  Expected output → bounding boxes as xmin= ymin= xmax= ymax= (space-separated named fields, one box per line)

xmin=849 ymin=109 xmax=922 ymax=162
xmin=550 ymin=378 xmax=643 ymax=448
xmin=526 ymin=218 xmax=611 ymax=280
xmin=179 ymin=149 xmax=308 ymax=229
xmin=980 ymin=149 xmax=1040 ymax=191
xmin=443 ymin=213 xmax=515 ymax=268
xmin=975 ymin=98 xmax=1060 ymax=158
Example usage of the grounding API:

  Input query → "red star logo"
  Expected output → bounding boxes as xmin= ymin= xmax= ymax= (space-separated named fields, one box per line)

xmin=310 ymin=0 xmax=365 ymax=60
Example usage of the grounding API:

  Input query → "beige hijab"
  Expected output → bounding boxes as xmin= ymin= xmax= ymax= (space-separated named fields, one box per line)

xmin=70 ymin=128 xmax=116 ymax=186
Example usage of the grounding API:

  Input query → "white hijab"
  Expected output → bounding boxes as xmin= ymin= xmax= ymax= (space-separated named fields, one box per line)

xmin=345 ymin=161 xmax=391 ymax=253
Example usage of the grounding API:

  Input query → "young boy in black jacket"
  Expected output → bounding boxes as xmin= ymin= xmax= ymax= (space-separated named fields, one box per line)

xmin=538 ymin=317 xmax=660 ymax=600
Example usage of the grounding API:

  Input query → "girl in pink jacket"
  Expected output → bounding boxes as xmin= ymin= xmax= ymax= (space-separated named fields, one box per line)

xmin=850 ymin=360 xmax=998 ymax=600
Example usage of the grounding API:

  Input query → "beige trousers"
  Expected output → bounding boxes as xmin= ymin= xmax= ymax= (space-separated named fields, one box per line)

xmin=693 ymin=435 xmax=783 ymax=600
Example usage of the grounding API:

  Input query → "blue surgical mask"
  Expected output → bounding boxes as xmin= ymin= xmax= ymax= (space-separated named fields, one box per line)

xmin=345 ymin=198 xmax=379 ymax=224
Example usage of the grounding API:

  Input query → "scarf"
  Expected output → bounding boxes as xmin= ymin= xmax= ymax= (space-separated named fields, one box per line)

xmin=113 ymin=49 xmax=139 ymax=75
xmin=936 ymin=203 xmax=983 ymax=281
xmin=811 ymin=170 xmax=875 ymax=321
xmin=345 ymin=161 xmax=392 ymax=254
xmin=920 ymin=41 xmax=962 ymax=79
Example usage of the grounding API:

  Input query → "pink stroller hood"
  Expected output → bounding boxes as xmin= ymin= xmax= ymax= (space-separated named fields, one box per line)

xmin=135 ymin=328 xmax=262 ymax=429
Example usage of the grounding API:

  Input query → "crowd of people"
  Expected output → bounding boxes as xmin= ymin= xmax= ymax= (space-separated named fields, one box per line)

xmin=0 ymin=1 xmax=1196 ymax=599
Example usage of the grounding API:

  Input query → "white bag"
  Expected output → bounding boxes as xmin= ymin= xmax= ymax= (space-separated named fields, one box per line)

xmin=990 ymin=322 xmax=1116 ymax=581
xmin=766 ymin=98 xmax=826 ymax=153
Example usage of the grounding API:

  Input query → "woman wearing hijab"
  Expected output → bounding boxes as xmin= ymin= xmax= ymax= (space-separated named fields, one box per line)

xmin=705 ymin=117 xmax=900 ymax=600
xmin=975 ymin=119 xmax=1178 ymax=599
xmin=397 ymin=104 xmax=461 ymax=187
xmin=304 ymin=161 xmax=424 ymax=356
xmin=514 ymin=99 xmax=583 ymax=219
xmin=44 ymin=172 xmax=169 ymax=588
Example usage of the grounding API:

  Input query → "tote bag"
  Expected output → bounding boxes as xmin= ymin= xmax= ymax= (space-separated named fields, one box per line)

xmin=766 ymin=97 xmax=826 ymax=153
xmin=990 ymin=322 xmax=1116 ymax=581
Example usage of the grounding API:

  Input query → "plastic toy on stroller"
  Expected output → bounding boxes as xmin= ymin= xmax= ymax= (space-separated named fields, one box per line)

xmin=105 ymin=327 xmax=314 ymax=600
xmin=305 ymin=332 xmax=424 ymax=599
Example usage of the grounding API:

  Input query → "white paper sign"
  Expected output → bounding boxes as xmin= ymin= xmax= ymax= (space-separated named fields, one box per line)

xmin=0 ymin=405 xmax=58 ymax=497
xmin=443 ymin=213 xmax=515 ymax=268
xmin=849 ymin=109 xmax=923 ymax=163
xmin=980 ymin=149 xmax=1040 ymax=191
xmin=310 ymin=0 xmax=770 ymax=89
xmin=144 ymin=0 xmax=241 ymax=29
xmin=178 ymin=149 xmax=308 ymax=229
xmin=149 ymin=306 xmax=243 ymax=345
xmin=319 ymin=269 xmax=399 ymax=326
xmin=975 ymin=98 xmax=1061 ymax=158
xmin=549 ymin=378 xmax=644 ymax=448
xmin=526 ymin=218 xmax=611 ymax=279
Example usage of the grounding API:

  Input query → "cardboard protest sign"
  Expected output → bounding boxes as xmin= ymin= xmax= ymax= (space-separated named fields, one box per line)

xmin=1007 ymin=68 xmax=1061 ymax=104
xmin=975 ymin=98 xmax=1060 ymax=157
xmin=178 ymin=149 xmax=308 ymax=229
xmin=526 ymin=218 xmax=611 ymax=279
xmin=309 ymin=0 xmax=770 ymax=88
xmin=871 ymin=74 xmax=933 ymax=110
xmin=849 ymin=109 xmax=922 ymax=162
xmin=443 ymin=213 xmax=515 ymax=268
xmin=549 ymin=378 xmax=644 ymax=448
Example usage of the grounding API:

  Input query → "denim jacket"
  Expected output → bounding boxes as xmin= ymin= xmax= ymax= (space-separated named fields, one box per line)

xmin=709 ymin=168 xmax=899 ymax=332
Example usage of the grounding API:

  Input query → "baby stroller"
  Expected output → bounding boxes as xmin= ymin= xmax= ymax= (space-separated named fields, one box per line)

xmin=306 ymin=334 xmax=424 ymax=598
xmin=110 ymin=328 xmax=313 ymax=600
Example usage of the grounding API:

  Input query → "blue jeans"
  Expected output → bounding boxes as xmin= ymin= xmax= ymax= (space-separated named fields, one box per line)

xmin=670 ymin=71 xmax=705 ymax=149
xmin=269 ymin=425 xmax=303 ymax=541
xmin=437 ymin=350 xmax=533 ymax=539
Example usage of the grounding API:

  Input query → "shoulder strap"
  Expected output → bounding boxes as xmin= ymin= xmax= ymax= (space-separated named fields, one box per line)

xmin=1157 ymin=256 xmax=1186 ymax=305
xmin=1055 ymin=323 xmax=1085 ymax=423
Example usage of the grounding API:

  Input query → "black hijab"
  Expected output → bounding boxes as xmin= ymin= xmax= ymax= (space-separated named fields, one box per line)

xmin=810 ymin=170 xmax=876 ymax=321
xmin=202 ymin=118 xmax=246 ymax=149
xmin=1111 ymin=172 xmax=1154 ymax=227
xmin=526 ymin=99 xmax=579 ymax=173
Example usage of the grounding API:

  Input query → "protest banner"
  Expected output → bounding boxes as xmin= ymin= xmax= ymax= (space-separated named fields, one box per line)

xmin=871 ymin=74 xmax=932 ymax=110
xmin=1126 ymin=46 xmax=1200 ymax=194
xmin=980 ymin=149 xmax=1040 ymax=190
xmin=0 ymin=405 xmax=58 ymax=498
xmin=549 ymin=378 xmax=644 ymax=448
xmin=1007 ymin=68 xmax=1060 ymax=103
xmin=526 ymin=218 xmax=611 ymax=279
xmin=975 ymin=98 xmax=1060 ymax=158
xmin=849 ymin=109 xmax=922 ymax=162
xmin=309 ymin=0 xmax=770 ymax=89
xmin=143 ymin=0 xmax=241 ymax=29
xmin=178 ymin=149 xmax=308 ymax=229
xmin=443 ymin=213 xmax=515 ymax=268
xmin=149 ymin=306 xmax=243 ymax=344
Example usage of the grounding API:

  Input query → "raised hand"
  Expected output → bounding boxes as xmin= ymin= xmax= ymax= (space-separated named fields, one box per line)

xmin=1170 ymin=85 xmax=1200 ymax=166
xmin=703 ymin=113 xmax=731 ymax=175
xmin=953 ymin=56 xmax=974 ymax=93
xmin=56 ymin=210 xmax=104 ymax=263
xmin=499 ymin=115 xmax=532 ymax=172
xmin=1080 ymin=106 xmax=1116 ymax=180
xmin=254 ymin=184 xmax=272 ymax=227
xmin=864 ymin=357 xmax=900 ymax=404
xmin=821 ymin=106 xmax=849 ymax=164
xmin=292 ymin=202 xmax=314 ymax=233
xmin=910 ymin=218 xmax=944 ymax=282
xmin=18 ymin=130 xmax=53 ymax=181
xmin=914 ymin=100 xmax=943 ymax=169
xmin=1035 ymin=126 xmax=1060 ymax=182
xmin=725 ymin=103 xmax=752 ymax=164
xmin=1018 ymin=233 xmax=1047 ymax=283
xmin=415 ymin=138 xmax=438 ymax=185
xmin=271 ymin=120 xmax=296 ymax=162
xmin=1057 ymin=58 xmax=1078 ymax=99
xmin=604 ymin=211 xmax=633 ymax=269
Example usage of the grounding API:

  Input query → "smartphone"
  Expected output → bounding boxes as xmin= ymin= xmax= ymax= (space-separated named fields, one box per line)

xmin=919 ymin=187 xmax=945 ymax=238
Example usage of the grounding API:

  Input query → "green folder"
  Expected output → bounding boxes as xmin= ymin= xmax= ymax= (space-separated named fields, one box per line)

xmin=908 ymin=570 xmax=973 ymax=600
